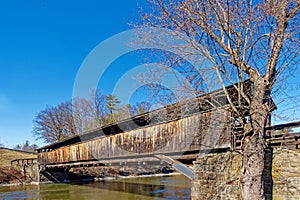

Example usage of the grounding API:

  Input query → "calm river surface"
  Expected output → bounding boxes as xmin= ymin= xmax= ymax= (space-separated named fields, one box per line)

xmin=0 ymin=174 xmax=191 ymax=200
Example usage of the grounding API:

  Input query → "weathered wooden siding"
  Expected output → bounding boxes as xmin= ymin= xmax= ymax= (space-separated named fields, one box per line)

xmin=38 ymin=107 xmax=232 ymax=165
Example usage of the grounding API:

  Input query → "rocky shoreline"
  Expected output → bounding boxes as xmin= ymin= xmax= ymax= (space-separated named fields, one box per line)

xmin=0 ymin=164 xmax=181 ymax=187
xmin=0 ymin=166 xmax=30 ymax=185
xmin=0 ymin=173 xmax=182 ymax=187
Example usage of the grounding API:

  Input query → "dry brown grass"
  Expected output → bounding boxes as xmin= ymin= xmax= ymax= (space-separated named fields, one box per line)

xmin=0 ymin=148 xmax=37 ymax=166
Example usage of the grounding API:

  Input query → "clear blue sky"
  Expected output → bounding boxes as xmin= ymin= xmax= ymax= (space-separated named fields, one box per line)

xmin=0 ymin=0 xmax=299 ymax=148
xmin=0 ymin=0 xmax=144 ymax=148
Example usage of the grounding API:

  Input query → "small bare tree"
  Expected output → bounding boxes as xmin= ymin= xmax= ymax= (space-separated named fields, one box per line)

xmin=72 ymin=98 xmax=96 ymax=133
xmin=91 ymin=89 xmax=108 ymax=127
xmin=33 ymin=101 xmax=76 ymax=143
xmin=136 ymin=0 xmax=300 ymax=199
xmin=135 ymin=101 xmax=151 ymax=114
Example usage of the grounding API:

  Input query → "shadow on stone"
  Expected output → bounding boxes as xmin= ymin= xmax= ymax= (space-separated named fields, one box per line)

xmin=263 ymin=147 xmax=273 ymax=200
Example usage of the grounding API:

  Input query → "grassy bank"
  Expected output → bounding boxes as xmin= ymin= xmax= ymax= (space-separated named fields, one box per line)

xmin=0 ymin=148 xmax=37 ymax=185
xmin=0 ymin=148 xmax=37 ymax=166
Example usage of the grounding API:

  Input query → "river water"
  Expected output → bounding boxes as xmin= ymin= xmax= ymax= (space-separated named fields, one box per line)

xmin=0 ymin=174 xmax=191 ymax=200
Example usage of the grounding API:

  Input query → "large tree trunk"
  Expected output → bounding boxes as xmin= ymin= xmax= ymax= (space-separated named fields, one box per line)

xmin=241 ymin=79 xmax=270 ymax=200
xmin=241 ymin=133 xmax=266 ymax=199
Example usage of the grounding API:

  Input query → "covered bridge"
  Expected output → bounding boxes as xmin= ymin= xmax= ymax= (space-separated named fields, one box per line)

xmin=37 ymin=84 xmax=249 ymax=170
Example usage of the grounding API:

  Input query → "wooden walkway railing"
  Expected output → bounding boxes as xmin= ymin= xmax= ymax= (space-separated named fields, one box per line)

xmin=233 ymin=121 xmax=300 ymax=150
xmin=11 ymin=158 xmax=37 ymax=166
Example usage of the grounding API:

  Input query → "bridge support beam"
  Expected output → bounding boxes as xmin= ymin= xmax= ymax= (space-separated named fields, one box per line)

xmin=155 ymin=155 xmax=194 ymax=180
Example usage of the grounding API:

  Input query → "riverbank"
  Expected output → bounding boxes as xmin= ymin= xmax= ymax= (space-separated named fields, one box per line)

xmin=0 ymin=148 xmax=36 ymax=166
xmin=0 ymin=166 xmax=181 ymax=187
xmin=0 ymin=166 xmax=29 ymax=185
xmin=1 ymin=157 xmax=185 ymax=187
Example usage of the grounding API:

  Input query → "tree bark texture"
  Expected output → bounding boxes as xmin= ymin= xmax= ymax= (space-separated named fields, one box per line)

xmin=241 ymin=79 xmax=269 ymax=200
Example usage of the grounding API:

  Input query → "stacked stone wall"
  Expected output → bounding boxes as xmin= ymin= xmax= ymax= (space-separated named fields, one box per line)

xmin=192 ymin=148 xmax=300 ymax=200
xmin=12 ymin=160 xmax=39 ymax=183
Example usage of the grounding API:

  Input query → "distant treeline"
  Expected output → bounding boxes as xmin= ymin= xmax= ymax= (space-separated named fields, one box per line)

xmin=13 ymin=140 xmax=38 ymax=153
xmin=33 ymin=91 xmax=152 ymax=144
xmin=0 ymin=140 xmax=38 ymax=153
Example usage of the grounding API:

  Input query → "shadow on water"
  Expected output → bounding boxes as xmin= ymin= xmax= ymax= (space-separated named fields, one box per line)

xmin=80 ymin=175 xmax=191 ymax=199
xmin=0 ymin=175 xmax=191 ymax=200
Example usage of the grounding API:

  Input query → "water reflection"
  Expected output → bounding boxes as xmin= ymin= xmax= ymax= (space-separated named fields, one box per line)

xmin=0 ymin=175 xmax=191 ymax=200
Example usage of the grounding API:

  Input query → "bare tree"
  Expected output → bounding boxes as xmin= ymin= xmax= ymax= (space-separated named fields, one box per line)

xmin=14 ymin=144 xmax=22 ymax=150
xmin=135 ymin=101 xmax=152 ymax=114
xmin=63 ymin=100 xmax=78 ymax=136
xmin=91 ymin=89 xmax=108 ymax=127
xmin=33 ymin=91 xmax=117 ymax=143
xmin=22 ymin=140 xmax=30 ymax=152
xmin=136 ymin=0 xmax=300 ymax=199
xmin=72 ymin=98 xmax=97 ymax=133
xmin=33 ymin=101 xmax=76 ymax=143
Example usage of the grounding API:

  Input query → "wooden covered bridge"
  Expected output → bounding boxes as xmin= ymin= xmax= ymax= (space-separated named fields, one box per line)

xmin=37 ymin=84 xmax=300 ymax=181
xmin=37 ymin=86 xmax=236 ymax=179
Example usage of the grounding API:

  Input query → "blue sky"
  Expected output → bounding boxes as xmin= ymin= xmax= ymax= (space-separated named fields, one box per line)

xmin=0 ymin=0 xmax=144 ymax=148
xmin=0 ymin=0 xmax=299 ymax=148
